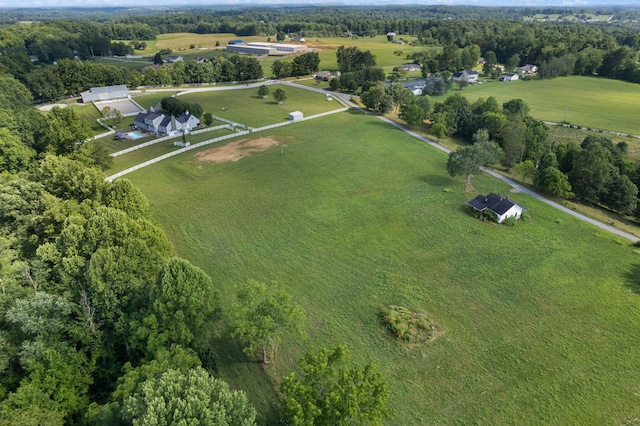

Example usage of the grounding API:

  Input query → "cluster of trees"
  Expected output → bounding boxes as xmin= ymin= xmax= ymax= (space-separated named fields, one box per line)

xmin=410 ymin=44 xmax=481 ymax=75
xmin=361 ymin=82 xmax=432 ymax=123
xmin=23 ymin=56 xmax=263 ymax=102
xmin=271 ymin=52 xmax=320 ymax=78
xmin=440 ymin=95 xmax=640 ymax=217
xmin=160 ymin=97 xmax=204 ymax=118
xmin=0 ymin=74 xmax=390 ymax=424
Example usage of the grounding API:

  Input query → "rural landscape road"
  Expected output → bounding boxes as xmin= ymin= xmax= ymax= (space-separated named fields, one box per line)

xmin=286 ymin=82 xmax=640 ymax=243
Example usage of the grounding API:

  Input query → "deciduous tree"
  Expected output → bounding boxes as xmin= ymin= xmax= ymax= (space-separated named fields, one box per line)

xmin=230 ymin=280 xmax=304 ymax=364
xmin=122 ymin=367 xmax=257 ymax=426
xmin=281 ymin=345 xmax=392 ymax=426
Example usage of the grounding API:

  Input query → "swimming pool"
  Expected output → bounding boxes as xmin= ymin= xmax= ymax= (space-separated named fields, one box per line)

xmin=127 ymin=132 xmax=144 ymax=140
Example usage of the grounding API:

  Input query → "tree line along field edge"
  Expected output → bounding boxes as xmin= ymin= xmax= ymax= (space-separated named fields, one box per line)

xmin=125 ymin=112 xmax=640 ymax=424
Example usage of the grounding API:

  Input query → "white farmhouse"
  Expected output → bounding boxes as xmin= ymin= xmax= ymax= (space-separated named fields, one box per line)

xmin=467 ymin=193 xmax=527 ymax=223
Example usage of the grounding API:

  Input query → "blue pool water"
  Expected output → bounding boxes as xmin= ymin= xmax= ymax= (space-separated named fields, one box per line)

xmin=127 ymin=132 xmax=144 ymax=140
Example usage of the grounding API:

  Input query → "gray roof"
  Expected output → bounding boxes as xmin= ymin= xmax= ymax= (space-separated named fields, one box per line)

xmin=89 ymin=85 xmax=128 ymax=94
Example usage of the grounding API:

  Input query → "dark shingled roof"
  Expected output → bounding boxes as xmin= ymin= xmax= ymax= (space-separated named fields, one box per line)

xmin=467 ymin=193 xmax=524 ymax=216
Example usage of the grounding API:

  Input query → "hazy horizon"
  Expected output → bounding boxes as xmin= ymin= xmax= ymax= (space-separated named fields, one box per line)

xmin=2 ymin=0 xmax=640 ymax=9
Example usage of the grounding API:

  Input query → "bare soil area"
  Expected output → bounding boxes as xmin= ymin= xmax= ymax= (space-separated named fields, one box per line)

xmin=194 ymin=137 xmax=280 ymax=164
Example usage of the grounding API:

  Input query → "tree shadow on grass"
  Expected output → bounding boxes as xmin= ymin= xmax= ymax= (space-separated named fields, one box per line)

xmin=419 ymin=173 xmax=459 ymax=188
xmin=210 ymin=332 xmax=282 ymax=425
xmin=624 ymin=263 xmax=640 ymax=294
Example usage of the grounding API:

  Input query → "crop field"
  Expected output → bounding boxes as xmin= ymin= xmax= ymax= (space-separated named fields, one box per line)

xmin=175 ymin=85 xmax=342 ymax=127
xmin=437 ymin=76 xmax=640 ymax=135
xmin=124 ymin=110 xmax=640 ymax=424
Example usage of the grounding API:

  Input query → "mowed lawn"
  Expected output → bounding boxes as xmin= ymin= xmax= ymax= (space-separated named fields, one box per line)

xmin=438 ymin=76 xmax=640 ymax=135
xmin=106 ymin=128 xmax=233 ymax=174
xmin=125 ymin=111 xmax=640 ymax=425
xmin=176 ymin=85 xmax=343 ymax=127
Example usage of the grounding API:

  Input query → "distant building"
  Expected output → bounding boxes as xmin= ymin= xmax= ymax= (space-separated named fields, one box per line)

xmin=517 ymin=64 xmax=538 ymax=75
xmin=403 ymin=80 xmax=426 ymax=96
xmin=315 ymin=71 xmax=335 ymax=81
xmin=81 ymin=85 xmax=129 ymax=103
xmin=452 ymin=69 xmax=479 ymax=83
xmin=225 ymin=42 xmax=312 ymax=56
xmin=396 ymin=64 xmax=421 ymax=72
xmin=501 ymin=73 xmax=519 ymax=81
xmin=386 ymin=32 xmax=397 ymax=37
xmin=133 ymin=111 xmax=200 ymax=136
xmin=165 ymin=56 xmax=184 ymax=63
xmin=229 ymin=39 xmax=244 ymax=45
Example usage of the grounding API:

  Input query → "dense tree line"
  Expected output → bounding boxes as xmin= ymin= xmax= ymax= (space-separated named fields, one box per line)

xmin=22 ymin=56 xmax=263 ymax=102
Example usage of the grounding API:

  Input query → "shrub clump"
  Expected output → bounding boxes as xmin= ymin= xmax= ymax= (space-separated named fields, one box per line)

xmin=379 ymin=305 xmax=438 ymax=346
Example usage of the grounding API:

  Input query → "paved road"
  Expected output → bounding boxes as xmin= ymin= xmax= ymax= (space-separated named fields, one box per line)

xmin=283 ymin=81 xmax=640 ymax=243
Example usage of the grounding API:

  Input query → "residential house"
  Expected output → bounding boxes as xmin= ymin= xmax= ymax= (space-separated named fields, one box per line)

xmin=315 ymin=71 xmax=335 ymax=81
xmin=134 ymin=111 xmax=200 ymax=136
xmin=517 ymin=64 xmax=538 ymax=75
xmin=396 ymin=64 xmax=421 ymax=72
xmin=501 ymin=73 xmax=519 ymax=81
xmin=386 ymin=32 xmax=397 ymax=37
xmin=452 ymin=69 xmax=479 ymax=83
xmin=164 ymin=56 xmax=184 ymax=63
xmin=81 ymin=85 xmax=130 ymax=103
xmin=466 ymin=193 xmax=527 ymax=223
xmin=403 ymin=80 xmax=426 ymax=96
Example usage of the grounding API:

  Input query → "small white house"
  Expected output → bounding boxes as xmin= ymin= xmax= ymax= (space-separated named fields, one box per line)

xmin=501 ymin=73 xmax=519 ymax=82
xmin=452 ymin=69 xmax=479 ymax=83
xmin=289 ymin=111 xmax=303 ymax=121
xmin=467 ymin=193 xmax=527 ymax=223
xmin=518 ymin=64 xmax=538 ymax=75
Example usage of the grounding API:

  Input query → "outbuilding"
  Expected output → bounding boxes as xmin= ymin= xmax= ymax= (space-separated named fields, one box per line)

xmin=289 ymin=111 xmax=303 ymax=121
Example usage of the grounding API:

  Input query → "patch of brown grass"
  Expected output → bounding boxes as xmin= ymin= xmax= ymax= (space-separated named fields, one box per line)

xmin=194 ymin=137 xmax=280 ymax=164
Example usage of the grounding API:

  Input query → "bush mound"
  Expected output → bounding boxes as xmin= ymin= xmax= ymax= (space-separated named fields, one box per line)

xmin=379 ymin=305 xmax=438 ymax=346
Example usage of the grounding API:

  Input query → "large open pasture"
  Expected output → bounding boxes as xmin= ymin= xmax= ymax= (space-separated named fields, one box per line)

xmin=176 ymin=85 xmax=342 ymax=127
xmin=124 ymin=110 xmax=640 ymax=424
xmin=438 ymin=76 xmax=640 ymax=135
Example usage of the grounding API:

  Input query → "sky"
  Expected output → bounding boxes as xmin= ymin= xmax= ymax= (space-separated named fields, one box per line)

xmin=4 ymin=0 xmax=640 ymax=8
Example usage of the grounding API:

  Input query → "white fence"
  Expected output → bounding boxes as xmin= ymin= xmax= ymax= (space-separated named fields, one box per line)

xmin=110 ymin=124 xmax=233 ymax=157
xmin=208 ymin=115 xmax=245 ymax=129
xmin=106 ymin=130 xmax=251 ymax=182
xmin=190 ymin=124 xmax=233 ymax=135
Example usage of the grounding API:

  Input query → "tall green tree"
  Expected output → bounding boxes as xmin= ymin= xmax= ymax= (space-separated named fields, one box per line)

xmin=122 ymin=367 xmax=257 ymax=426
xmin=42 ymin=107 xmax=93 ymax=155
xmin=446 ymin=130 xmax=502 ymax=191
xmin=134 ymin=258 xmax=220 ymax=356
xmin=281 ymin=345 xmax=392 ymax=426
xmin=273 ymin=88 xmax=288 ymax=104
xmin=230 ymin=280 xmax=304 ymax=364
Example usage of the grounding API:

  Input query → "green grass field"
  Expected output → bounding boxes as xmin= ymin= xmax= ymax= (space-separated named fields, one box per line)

xmin=106 ymin=128 xmax=232 ymax=174
xmin=438 ymin=76 xmax=640 ymax=135
xmin=175 ymin=85 xmax=342 ymax=127
xmin=68 ymin=104 xmax=107 ymax=135
xmin=124 ymin=110 xmax=640 ymax=425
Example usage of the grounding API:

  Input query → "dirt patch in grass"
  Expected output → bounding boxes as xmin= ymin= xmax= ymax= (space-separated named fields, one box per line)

xmin=194 ymin=137 xmax=280 ymax=163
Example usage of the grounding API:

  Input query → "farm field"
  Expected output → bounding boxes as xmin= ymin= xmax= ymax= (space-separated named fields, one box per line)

xmin=125 ymin=111 xmax=640 ymax=424
xmin=436 ymin=76 xmax=640 ymax=135
xmin=175 ymin=85 xmax=342 ymax=127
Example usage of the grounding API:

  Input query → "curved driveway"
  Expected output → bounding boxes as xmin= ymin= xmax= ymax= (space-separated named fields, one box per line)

xmin=283 ymin=81 xmax=640 ymax=243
